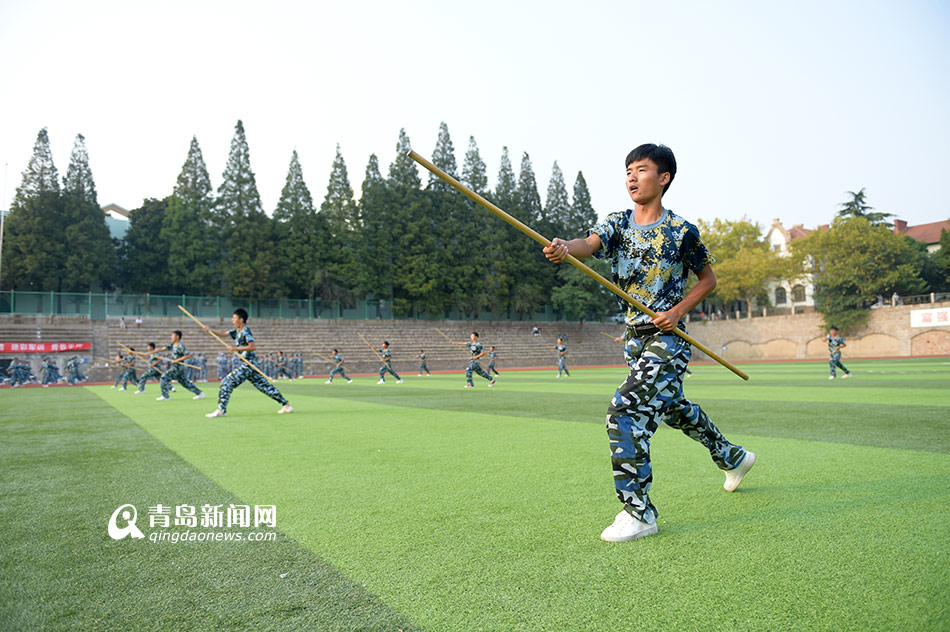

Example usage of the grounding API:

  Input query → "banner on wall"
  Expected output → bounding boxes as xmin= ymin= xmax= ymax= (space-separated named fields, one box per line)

xmin=910 ymin=307 xmax=950 ymax=328
xmin=0 ymin=342 xmax=92 ymax=353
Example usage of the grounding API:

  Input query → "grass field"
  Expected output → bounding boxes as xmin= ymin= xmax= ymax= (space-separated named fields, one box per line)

xmin=2 ymin=357 xmax=948 ymax=631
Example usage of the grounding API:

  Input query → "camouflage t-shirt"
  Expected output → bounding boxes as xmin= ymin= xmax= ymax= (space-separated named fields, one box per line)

xmin=827 ymin=334 xmax=845 ymax=356
xmin=228 ymin=327 xmax=257 ymax=361
xmin=468 ymin=341 xmax=483 ymax=359
xmin=590 ymin=208 xmax=713 ymax=326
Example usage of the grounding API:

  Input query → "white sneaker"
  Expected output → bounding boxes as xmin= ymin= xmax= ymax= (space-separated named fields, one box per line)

xmin=555 ymin=374 xmax=560 ymax=378
xmin=205 ymin=409 xmax=226 ymax=418
xmin=464 ymin=384 xmax=473 ymax=388
xmin=119 ymin=387 xmax=126 ymax=391
xmin=842 ymin=373 xmax=852 ymax=379
xmin=193 ymin=392 xmax=206 ymax=400
xmin=278 ymin=404 xmax=293 ymax=414
xmin=396 ymin=379 xmax=403 ymax=384
xmin=828 ymin=375 xmax=835 ymax=380
xmin=600 ymin=510 xmax=658 ymax=542
xmin=489 ymin=379 xmax=495 ymax=387
xmin=347 ymin=379 xmax=353 ymax=383
xmin=156 ymin=396 xmax=170 ymax=401
xmin=724 ymin=452 xmax=756 ymax=492
xmin=133 ymin=390 xmax=142 ymax=395
xmin=325 ymin=380 xmax=332 ymax=384
xmin=377 ymin=379 xmax=385 ymax=384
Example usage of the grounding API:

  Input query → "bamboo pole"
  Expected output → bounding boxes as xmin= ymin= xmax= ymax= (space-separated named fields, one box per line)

xmin=118 ymin=342 xmax=199 ymax=370
xmin=356 ymin=332 xmax=385 ymax=362
xmin=408 ymin=149 xmax=748 ymax=381
xmin=176 ymin=305 xmax=276 ymax=384
xmin=600 ymin=331 xmax=622 ymax=341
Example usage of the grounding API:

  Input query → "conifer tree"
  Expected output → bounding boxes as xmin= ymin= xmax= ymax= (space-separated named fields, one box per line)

xmin=570 ymin=171 xmax=597 ymax=231
xmin=2 ymin=128 xmax=65 ymax=290
xmin=215 ymin=120 xmax=277 ymax=298
xmin=316 ymin=145 xmax=360 ymax=304
xmin=161 ymin=136 xmax=218 ymax=295
xmin=510 ymin=152 xmax=548 ymax=317
xmin=429 ymin=123 xmax=472 ymax=315
xmin=273 ymin=150 xmax=321 ymax=298
xmin=544 ymin=161 xmax=571 ymax=238
xmin=357 ymin=154 xmax=392 ymax=302
xmin=61 ymin=133 xmax=117 ymax=290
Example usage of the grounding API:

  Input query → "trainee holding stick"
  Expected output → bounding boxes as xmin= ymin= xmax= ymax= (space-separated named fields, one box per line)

xmin=440 ymin=329 xmax=495 ymax=389
xmin=155 ymin=330 xmax=205 ymax=402
xmin=542 ymin=144 xmax=754 ymax=541
xmin=201 ymin=308 xmax=292 ymax=418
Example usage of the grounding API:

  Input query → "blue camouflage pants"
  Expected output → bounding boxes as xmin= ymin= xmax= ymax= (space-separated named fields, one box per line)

xmin=379 ymin=362 xmax=400 ymax=381
xmin=829 ymin=352 xmax=850 ymax=377
xmin=419 ymin=362 xmax=430 ymax=375
xmin=465 ymin=361 xmax=492 ymax=385
xmin=558 ymin=356 xmax=570 ymax=377
xmin=136 ymin=367 xmax=162 ymax=392
xmin=120 ymin=368 xmax=137 ymax=388
xmin=487 ymin=361 xmax=499 ymax=375
xmin=160 ymin=366 xmax=202 ymax=398
xmin=608 ymin=332 xmax=748 ymax=524
xmin=217 ymin=363 xmax=288 ymax=413
xmin=328 ymin=366 xmax=350 ymax=381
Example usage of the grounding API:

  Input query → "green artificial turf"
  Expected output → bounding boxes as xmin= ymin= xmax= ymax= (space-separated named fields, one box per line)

xmin=2 ymin=357 xmax=948 ymax=630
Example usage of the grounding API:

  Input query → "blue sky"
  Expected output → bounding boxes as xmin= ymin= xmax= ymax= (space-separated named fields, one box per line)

xmin=1 ymin=0 xmax=947 ymax=235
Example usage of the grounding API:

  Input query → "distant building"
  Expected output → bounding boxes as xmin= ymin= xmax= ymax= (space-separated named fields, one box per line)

xmin=765 ymin=219 xmax=817 ymax=310
xmin=101 ymin=203 xmax=129 ymax=240
xmin=892 ymin=219 xmax=950 ymax=253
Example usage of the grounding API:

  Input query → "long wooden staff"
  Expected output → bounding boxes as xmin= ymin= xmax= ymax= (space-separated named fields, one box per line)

xmin=408 ymin=149 xmax=749 ymax=381
xmin=356 ymin=332 xmax=385 ymax=362
xmin=600 ymin=331 xmax=622 ymax=341
xmin=118 ymin=343 xmax=199 ymax=370
xmin=177 ymin=305 xmax=276 ymax=384
xmin=312 ymin=352 xmax=334 ymax=362
xmin=435 ymin=328 xmax=470 ymax=356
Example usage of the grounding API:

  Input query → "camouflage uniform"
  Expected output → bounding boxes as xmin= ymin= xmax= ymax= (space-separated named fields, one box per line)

xmin=556 ymin=344 xmax=570 ymax=377
xmin=159 ymin=342 xmax=203 ymax=398
xmin=827 ymin=334 xmax=851 ymax=378
xmin=418 ymin=352 xmax=431 ymax=376
xmin=487 ymin=350 xmax=499 ymax=375
xmin=328 ymin=354 xmax=350 ymax=382
xmin=216 ymin=327 xmax=288 ymax=414
xmin=136 ymin=353 xmax=163 ymax=392
xmin=464 ymin=341 xmax=493 ymax=386
xmin=378 ymin=348 xmax=401 ymax=382
xmin=119 ymin=355 xmax=137 ymax=389
xmin=591 ymin=207 xmax=750 ymax=524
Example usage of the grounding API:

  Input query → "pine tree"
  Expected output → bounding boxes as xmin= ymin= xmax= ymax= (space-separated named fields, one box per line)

xmin=570 ymin=171 xmax=597 ymax=231
xmin=61 ymin=133 xmax=117 ymax=290
xmin=357 ymin=154 xmax=392 ymax=302
xmin=215 ymin=120 xmax=277 ymax=298
xmin=273 ymin=150 xmax=321 ymax=298
xmin=517 ymin=153 xmax=543 ymax=225
xmin=316 ymin=145 xmax=359 ymax=304
xmin=120 ymin=198 xmax=171 ymax=293
xmin=544 ymin=161 xmax=571 ymax=238
xmin=510 ymin=152 xmax=548 ymax=317
xmin=492 ymin=146 xmax=520 ymax=317
xmin=161 ymin=136 xmax=219 ymax=295
xmin=2 ymin=128 xmax=66 ymax=290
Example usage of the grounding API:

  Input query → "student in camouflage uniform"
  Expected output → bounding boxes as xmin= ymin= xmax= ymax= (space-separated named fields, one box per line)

xmin=326 ymin=349 xmax=353 ymax=384
xmin=418 ymin=350 xmax=431 ymax=376
xmin=117 ymin=350 xmax=137 ymax=390
xmin=275 ymin=352 xmax=295 ymax=381
xmin=156 ymin=330 xmax=205 ymax=401
xmin=486 ymin=346 xmax=500 ymax=375
xmin=66 ymin=356 xmax=87 ymax=384
xmin=544 ymin=143 xmax=755 ymax=542
xmin=376 ymin=341 xmax=402 ymax=384
xmin=826 ymin=326 xmax=852 ymax=380
xmin=203 ymin=308 xmax=292 ymax=417
xmin=112 ymin=352 xmax=127 ymax=388
xmin=462 ymin=332 xmax=494 ymax=389
xmin=555 ymin=337 xmax=570 ymax=378
xmin=135 ymin=343 xmax=164 ymax=394
xmin=41 ymin=356 xmax=61 ymax=386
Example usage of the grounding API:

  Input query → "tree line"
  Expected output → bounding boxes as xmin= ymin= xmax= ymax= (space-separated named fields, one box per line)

xmin=3 ymin=123 xmax=948 ymax=329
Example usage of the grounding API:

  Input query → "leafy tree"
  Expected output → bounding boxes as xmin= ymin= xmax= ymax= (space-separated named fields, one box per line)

xmin=273 ymin=150 xmax=321 ymax=298
xmin=544 ymin=161 xmax=571 ymax=238
xmin=161 ymin=136 xmax=219 ymax=295
xmin=215 ymin=120 xmax=277 ymax=298
xmin=2 ymin=128 xmax=66 ymax=290
xmin=550 ymin=259 xmax=614 ymax=325
xmin=836 ymin=188 xmax=893 ymax=227
xmin=119 ymin=198 xmax=170 ymax=293
xmin=318 ymin=145 xmax=360 ymax=303
xmin=932 ymin=229 xmax=950 ymax=292
xmin=792 ymin=216 xmax=926 ymax=332
xmin=714 ymin=247 xmax=783 ymax=315
xmin=357 ymin=154 xmax=392 ymax=301
xmin=697 ymin=217 xmax=766 ymax=260
xmin=61 ymin=134 xmax=117 ymax=290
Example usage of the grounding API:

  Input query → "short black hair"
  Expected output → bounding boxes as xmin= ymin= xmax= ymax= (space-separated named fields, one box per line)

xmin=625 ymin=143 xmax=677 ymax=195
xmin=173 ymin=330 xmax=182 ymax=339
xmin=383 ymin=341 xmax=389 ymax=346
xmin=332 ymin=348 xmax=338 ymax=354
xmin=234 ymin=308 xmax=249 ymax=322
xmin=472 ymin=332 xmax=479 ymax=338
xmin=148 ymin=342 xmax=155 ymax=349
xmin=830 ymin=325 xmax=838 ymax=331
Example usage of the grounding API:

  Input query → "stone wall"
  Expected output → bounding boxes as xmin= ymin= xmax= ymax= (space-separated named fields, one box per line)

xmin=687 ymin=301 xmax=950 ymax=361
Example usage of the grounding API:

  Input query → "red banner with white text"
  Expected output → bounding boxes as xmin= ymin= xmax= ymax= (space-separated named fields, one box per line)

xmin=0 ymin=342 xmax=91 ymax=353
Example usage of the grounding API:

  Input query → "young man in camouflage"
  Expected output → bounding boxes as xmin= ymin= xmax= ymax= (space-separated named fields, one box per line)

xmin=826 ymin=326 xmax=852 ymax=380
xmin=326 ymin=349 xmax=353 ymax=384
xmin=134 ymin=343 xmax=163 ymax=394
xmin=555 ymin=337 xmax=570 ymax=378
xmin=156 ymin=330 xmax=205 ymax=402
xmin=487 ymin=346 xmax=499 ymax=375
xmin=418 ymin=350 xmax=431 ymax=376
xmin=376 ymin=341 xmax=403 ymax=384
xmin=203 ymin=308 xmax=292 ymax=417
xmin=117 ymin=350 xmax=137 ymax=391
xmin=544 ymin=143 xmax=755 ymax=542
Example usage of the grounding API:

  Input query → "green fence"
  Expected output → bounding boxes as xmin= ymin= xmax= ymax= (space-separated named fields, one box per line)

xmin=0 ymin=290 xmax=570 ymax=322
